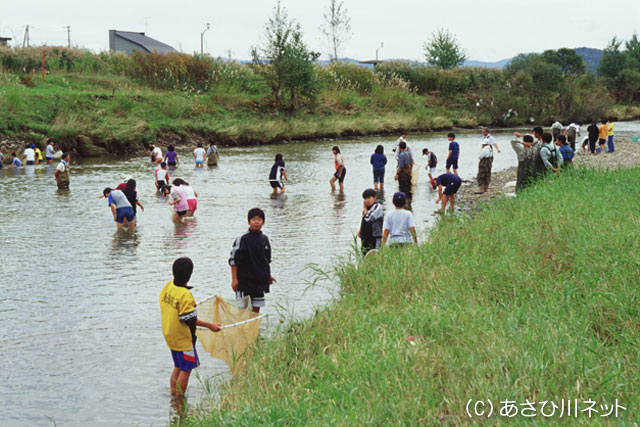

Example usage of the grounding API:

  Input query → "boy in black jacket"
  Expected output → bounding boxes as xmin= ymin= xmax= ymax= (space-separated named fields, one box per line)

xmin=358 ymin=188 xmax=384 ymax=254
xmin=229 ymin=208 xmax=275 ymax=313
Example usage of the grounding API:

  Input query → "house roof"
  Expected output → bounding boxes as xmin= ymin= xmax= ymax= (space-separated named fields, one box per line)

xmin=0 ymin=37 xmax=11 ymax=41
xmin=114 ymin=31 xmax=176 ymax=54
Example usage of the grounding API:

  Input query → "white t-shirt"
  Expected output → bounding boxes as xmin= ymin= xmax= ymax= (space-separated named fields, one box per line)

xmin=194 ymin=147 xmax=206 ymax=162
xmin=479 ymin=134 xmax=496 ymax=159
xmin=56 ymin=162 xmax=66 ymax=173
xmin=24 ymin=148 xmax=35 ymax=162
xmin=152 ymin=147 xmax=163 ymax=159
xmin=180 ymin=184 xmax=196 ymax=200
xmin=46 ymin=145 xmax=55 ymax=158
xmin=155 ymin=168 xmax=169 ymax=182
xmin=383 ymin=209 xmax=416 ymax=244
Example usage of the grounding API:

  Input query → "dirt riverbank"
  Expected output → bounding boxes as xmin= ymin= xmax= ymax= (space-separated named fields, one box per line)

xmin=457 ymin=136 xmax=639 ymax=212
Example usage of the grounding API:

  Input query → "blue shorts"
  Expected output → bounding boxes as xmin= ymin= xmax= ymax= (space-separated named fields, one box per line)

xmin=373 ymin=168 xmax=385 ymax=184
xmin=443 ymin=180 xmax=461 ymax=196
xmin=46 ymin=156 xmax=53 ymax=161
xmin=446 ymin=158 xmax=458 ymax=170
xmin=334 ymin=168 xmax=346 ymax=183
xmin=171 ymin=348 xmax=200 ymax=371
xmin=195 ymin=160 xmax=204 ymax=165
xmin=115 ymin=206 xmax=135 ymax=224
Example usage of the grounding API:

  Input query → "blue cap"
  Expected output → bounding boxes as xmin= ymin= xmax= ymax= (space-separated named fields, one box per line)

xmin=392 ymin=192 xmax=406 ymax=206
xmin=31 ymin=144 xmax=36 ymax=148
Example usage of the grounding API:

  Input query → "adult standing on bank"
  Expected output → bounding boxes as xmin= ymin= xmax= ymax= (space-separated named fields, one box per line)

xmin=477 ymin=128 xmax=501 ymax=194
xmin=607 ymin=118 xmax=615 ymax=153
xmin=551 ymin=120 xmax=563 ymax=140
xmin=566 ymin=122 xmax=580 ymax=152
xmin=586 ymin=121 xmax=599 ymax=154
xmin=54 ymin=153 xmax=71 ymax=189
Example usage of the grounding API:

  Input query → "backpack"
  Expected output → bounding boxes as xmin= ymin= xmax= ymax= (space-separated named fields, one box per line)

xmin=542 ymin=145 xmax=559 ymax=168
xmin=429 ymin=152 xmax=438 ymax=168
xmin=560 ymin=145 xmax=574 ymax=161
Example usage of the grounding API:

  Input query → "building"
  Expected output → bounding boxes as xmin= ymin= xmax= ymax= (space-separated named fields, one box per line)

xmin=109 ymin=30 xmax=176 ymax=55
xmin=0 ymin=37 xmax=11 ymax=47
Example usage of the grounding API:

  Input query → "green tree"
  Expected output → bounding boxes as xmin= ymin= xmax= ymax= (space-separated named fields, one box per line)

xmin=423 ymin=29 xmax=467 ymax=70
xmin=598 ymin=37 xmax=625 ymax=81
xmin=252 ymin=1 xmax=319 ymax=111
xmin=624 ymin=32 xmax=640 ymax=70
xmin=320 ymin=0 xmax=352 ymax=62
xmin=541 ymin=48 xmax=586 ymax=76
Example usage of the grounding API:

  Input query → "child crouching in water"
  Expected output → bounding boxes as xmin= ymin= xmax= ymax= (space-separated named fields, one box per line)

xmin=159 ymin=257 xmax=221 ymax=396
xmin=358 ymin=188 xmax=384 ymax=254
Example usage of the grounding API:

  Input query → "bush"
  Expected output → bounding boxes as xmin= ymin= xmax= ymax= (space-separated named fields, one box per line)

xmin=323 ymin=61 xmax=378 ymax=94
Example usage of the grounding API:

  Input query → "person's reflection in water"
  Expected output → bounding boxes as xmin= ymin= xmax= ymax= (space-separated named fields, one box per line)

xmin=332 ymin=191 xmax=346 ymax=215
xmin=173 ymin=218 xmax=198 ymax=250
xmin=269 ymin=192 xmax=286 ymax=210
xmin=24 ymin=165 xmax=36 ymax=177
xmin=110 ymin=229 xmax=140 ymax=259
xmin=169 ymin=395 xmax=186 ymax=424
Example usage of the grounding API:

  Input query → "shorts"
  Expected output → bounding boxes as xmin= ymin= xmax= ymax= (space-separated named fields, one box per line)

xmin=195 ymin=160 xmax=204 ymax=165
xmin=443 ymin=180 xmax=462 ymax=196
xmin=26 ymin=161 xmax=35 ymax=165
xmin=176 ymin=210 xmax=187 ymax=217
xmin=171 ymin=348 xmax=200 ymax=371
xmin=334 ymin=167 xmax=346 ymax=183
xmin=236 ymin=290 xmax=266 ymax=308
xmin=46 ymin=156 xmax=53 ymax=161
xmin=156 ymin=180 xmax=166 ymax=189
xmin=187 ymin=199 xmax=197 ymax=211
xmin=168 ymin=161 xmax=177 ymax=167
xmin=373 ymin=168 xmax=385 ymax=184
xmin=598 ymin=138 xmax=606 ymax=145
xmin=115 ymin=206 xmax=135 ymax=224
xmin=270 ymin=180 xmax=284 ymax=189
xmin=427 ymin=167 xmax=436 ymax=176
xmin=446 ymin=158 xmax=458 ymax=170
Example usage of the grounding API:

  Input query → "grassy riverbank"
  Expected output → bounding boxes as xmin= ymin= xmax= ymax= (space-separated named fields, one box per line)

xmin=186 ymin=166 xmax=639 ymax=424
xmin=2 ymin=47 xmax=639 ymax=156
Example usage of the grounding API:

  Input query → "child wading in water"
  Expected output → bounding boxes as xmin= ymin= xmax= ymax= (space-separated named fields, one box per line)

xmin=173 ymin=179 xmax=198 ymax=217
xmin=165 ymin=185 xmax=189 ymax=223
xmin=160 ymin=257 xmax=221 ymax=396
xmin=155 ymin=162 xmax=170 ymax=192
xmin=229 ymin=208 xmax=276 ymax=313
xmin=269 ymin=154 xmax=288 ymax=194
xmin=330 ymin=146 xmax=346 ymax=192
xmin=164 ymin=145 xmax=179 ymax=168
xmin=358 ymin=188 xmax=384 ymax=254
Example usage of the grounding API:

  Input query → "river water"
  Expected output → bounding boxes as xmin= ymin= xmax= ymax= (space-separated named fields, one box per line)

xmin=1 ymin=122 xmax=639 ymax=426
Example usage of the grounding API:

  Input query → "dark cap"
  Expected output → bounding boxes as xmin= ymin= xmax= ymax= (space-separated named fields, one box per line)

xmin=392 ymin=192 xmax=406 ymax=207
xmin=248 ymin=207 xmax=265 ymax=222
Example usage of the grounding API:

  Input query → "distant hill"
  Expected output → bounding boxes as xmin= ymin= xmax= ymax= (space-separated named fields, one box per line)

xmin=463 ymin=58 xmax=513 ymax=68
xmin=574 ymin=47 xmax=603 ymax=73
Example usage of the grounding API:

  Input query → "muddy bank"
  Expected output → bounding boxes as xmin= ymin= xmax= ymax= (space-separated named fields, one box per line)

xmin=457 ymin=136 xmax=639 ymax=212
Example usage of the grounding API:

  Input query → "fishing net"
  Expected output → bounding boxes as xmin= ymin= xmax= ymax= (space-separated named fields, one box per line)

xmin=196 ymin=296 xmax=263 ymax=372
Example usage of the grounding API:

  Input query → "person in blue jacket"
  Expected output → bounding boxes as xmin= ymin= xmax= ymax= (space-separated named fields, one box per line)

xmin=370 ymin=145 xmax=387 ymax=191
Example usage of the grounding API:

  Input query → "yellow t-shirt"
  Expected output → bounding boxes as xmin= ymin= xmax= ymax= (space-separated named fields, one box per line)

xmin=34 ymin=148 xmax=43 ymax=161
xmin=598 ymin=124 xmax=608 ymax=139
xmin=607 ymin=122 xmax=614 ymax=136
xmin=159 ymin=280 xmax=196 ymax=351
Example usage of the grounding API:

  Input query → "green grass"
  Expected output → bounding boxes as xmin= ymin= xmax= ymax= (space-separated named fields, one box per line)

xmin=183 ymin=167 xmax=640 ymax=425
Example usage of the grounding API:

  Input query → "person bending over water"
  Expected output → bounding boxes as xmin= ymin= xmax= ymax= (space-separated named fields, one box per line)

xmin=173 ymin=179 xmax=198 ymax=217
xmin=103 ymin=187 xmax=135 ymax=231
xmin=269 ymin=154 xmax=288 ymax=194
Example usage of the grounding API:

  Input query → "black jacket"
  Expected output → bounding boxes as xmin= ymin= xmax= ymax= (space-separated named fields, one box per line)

xmin=229 ymin=229 xmax=272 ymax=293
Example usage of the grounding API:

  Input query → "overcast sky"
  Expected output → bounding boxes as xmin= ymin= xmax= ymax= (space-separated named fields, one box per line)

xmin=1 ymin=0 xmax=639 ymax=62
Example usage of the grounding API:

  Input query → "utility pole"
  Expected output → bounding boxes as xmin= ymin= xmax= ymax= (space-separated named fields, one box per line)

xmin=66 ymin=26 xmax=71 ymax=48
xmin=23 ymin=25 xmax=30 ymax=48
xmin=200 ymin=23 xmax=210 ymax=55
xmin=375 ymin=42 xmax=384 ymax=61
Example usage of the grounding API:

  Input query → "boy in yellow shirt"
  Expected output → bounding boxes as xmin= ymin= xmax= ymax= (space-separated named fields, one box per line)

xmin=598 ymin=121 xmax=608 ymax=154
xmin=160 ymin=257 xmax=221 ymax=396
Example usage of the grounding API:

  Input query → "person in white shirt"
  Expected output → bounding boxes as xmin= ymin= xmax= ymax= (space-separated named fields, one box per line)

xmin=23 ymin=145 xmax=36 ymax=165
xmin=477 ymin=128 xmax=501 ymax=194
xmin=150 ymin=144 xmax=163 ymax=165
xmin=380 ymin=192 xmax=417 ymax=247
xmin=193 ymin=143 xmax=206 ymax=168
xmin=45 ymin=139 xmax=56 ymax=164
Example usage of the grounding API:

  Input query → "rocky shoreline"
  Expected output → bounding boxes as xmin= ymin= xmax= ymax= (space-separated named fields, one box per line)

xmin=457 ymin=136 xmax=639 ymax=212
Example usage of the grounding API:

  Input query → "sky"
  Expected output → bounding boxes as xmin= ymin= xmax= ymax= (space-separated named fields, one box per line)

xmin=1 ymin=0 xmax=639 ymax=62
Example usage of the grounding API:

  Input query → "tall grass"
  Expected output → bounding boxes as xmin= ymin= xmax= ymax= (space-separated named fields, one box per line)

xmin=184 ymin=167 xmax=640 ymax=425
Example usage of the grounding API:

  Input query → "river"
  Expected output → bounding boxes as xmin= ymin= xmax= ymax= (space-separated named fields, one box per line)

xmin=1 ymin=122 xmax=639 ymax=426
